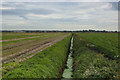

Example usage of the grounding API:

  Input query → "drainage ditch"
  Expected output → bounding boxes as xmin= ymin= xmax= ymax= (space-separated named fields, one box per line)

xmin=62 ymin=36 xmax=73 ymax=78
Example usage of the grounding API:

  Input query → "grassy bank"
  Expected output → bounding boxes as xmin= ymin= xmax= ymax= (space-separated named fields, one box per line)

xmin=73 ymin=33 xmax=119 ymax=79
xmin=2 ymin=34 xmax=71 ymax=78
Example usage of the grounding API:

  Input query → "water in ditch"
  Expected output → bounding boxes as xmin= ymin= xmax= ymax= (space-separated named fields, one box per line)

xmin=62 ymin=36 xmax=73 ymax=78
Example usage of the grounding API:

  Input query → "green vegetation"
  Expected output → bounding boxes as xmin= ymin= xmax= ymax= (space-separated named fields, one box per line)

xmin=73 ymin=33 xmax=119 ymax=79
xmin=2 ymin=32 xmax=63 ymax=40
xmin=2 ymin=32 xmax=119 ymax=79
xmin=76 ymin=33 xmax=119 ymax=61
xmin=2 ymin=32 xmax=67 ymax=57
xmin=2 ymin=35 xmax=71 ymax=78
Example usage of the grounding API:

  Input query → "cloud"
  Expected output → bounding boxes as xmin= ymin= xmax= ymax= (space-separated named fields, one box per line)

xmin=2 ymin=2 xmax=118 ymax=31
xmin=19 ymin=15 xmax=28 ymax=20
xmin=0 ymin=7 xmax=15 ymax=10
xmin=110 ymin=2 xmax=118 ymax=11
xmin=2 ymin=8 xmax=54 ymax=15
xmin=2 ymin=0 xmax=120 ymax=2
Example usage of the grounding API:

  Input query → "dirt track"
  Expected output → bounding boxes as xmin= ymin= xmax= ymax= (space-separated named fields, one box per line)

xmin=1 ymin=36 xmax=40 ymax=42
xmin=2 ymin=34 xmax=70 ymax=64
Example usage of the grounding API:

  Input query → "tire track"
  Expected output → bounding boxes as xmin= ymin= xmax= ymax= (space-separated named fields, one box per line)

xmin=1 ymin=36 xmax=40 ymax=42
xmin=2 ymin=34 xmax=70 ymax=64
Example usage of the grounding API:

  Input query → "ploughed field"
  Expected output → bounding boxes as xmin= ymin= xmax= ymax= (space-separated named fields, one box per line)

xmin=1 ymin=32 xmax=119 ymax=79
xmin=2 ymin=32 xmax=70 ymax=75
xmin=2 ymin=32 xmax=68 ymax=62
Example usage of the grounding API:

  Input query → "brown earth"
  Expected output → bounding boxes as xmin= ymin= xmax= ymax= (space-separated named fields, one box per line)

xmin=2 ymin=34 xmax=70 ymax=64
xmin=1 ymin=36 xmax=40 ymax=42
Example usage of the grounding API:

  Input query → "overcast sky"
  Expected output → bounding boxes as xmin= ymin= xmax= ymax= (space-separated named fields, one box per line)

xmin=1 ymin=0 xmax=119 ymax=31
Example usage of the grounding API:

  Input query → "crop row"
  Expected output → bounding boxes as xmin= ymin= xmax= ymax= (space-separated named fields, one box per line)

xmin=2 ymin=35 xmax=71 ymax=78
xmin=2 ymin=33 xmax=67 ymax=57
xmin=76 ymin=33 xmax=119 ymax=61
xmin=73 ymin=34 xmax=119 ymax=79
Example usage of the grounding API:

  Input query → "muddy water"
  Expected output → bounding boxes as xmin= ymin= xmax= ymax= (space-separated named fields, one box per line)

xmin=62 ymin=36 xmax=73 ymax=78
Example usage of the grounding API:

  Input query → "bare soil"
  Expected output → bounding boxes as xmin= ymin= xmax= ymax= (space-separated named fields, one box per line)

xmin=2 ymin=34 xmax=70 ymax=64
xmin=1 ymin=36 xmax=40 ymax=42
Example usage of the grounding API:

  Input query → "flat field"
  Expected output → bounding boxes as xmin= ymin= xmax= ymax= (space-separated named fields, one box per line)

xmin=2 ymin=32 xmax=69 ymax=63
xmin=73 ymin=33 xmax=119 ymax=79
xmin=2 ymin=32 xmax=49 ymax=40
xmin=76 ymin=33 xmax=119 ymax=61
xmin=1 ymin=32 xmax=119 ymax=79
xmin=2 ymin=34 xmax=71 ymax=78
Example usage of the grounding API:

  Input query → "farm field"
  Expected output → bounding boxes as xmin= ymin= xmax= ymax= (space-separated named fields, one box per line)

xmin=1 ymin=1 xmax=119 ymax=79
xmin=1 ymin=32 xmax=119 ymax=79
xmin=2 ymin=32 xmax=47 ymax=40
xmin=2 ymin=34 xmax=72 ymax=78
xmin=76 ymin=33 xmax=119 ymax=61
xmin=2 ymin=32 xmax=69 ymax=64
xmin=73 ymin=33 xmax=119 ymax=79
